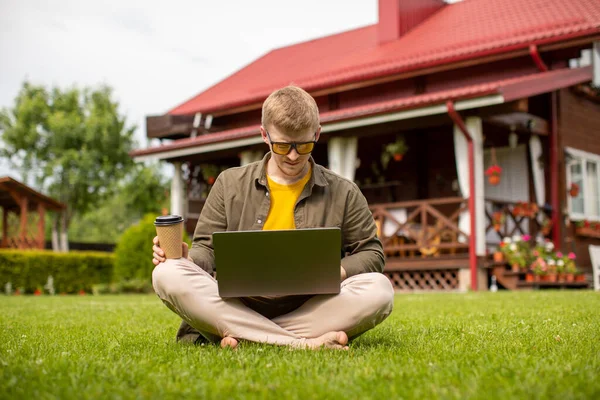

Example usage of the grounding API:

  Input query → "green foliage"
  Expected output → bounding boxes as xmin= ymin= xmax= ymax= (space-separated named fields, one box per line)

xmin=68 ymin=164 xmax=169 ymax=243
xmin=1 ymin=292 xmax=600 ymax=399
xmin=0 ymin=250 xmax=113 ymax=293
xmin=113 ymin=214 xmax=191 ymax=283
xmin=0 ymin=82 xmax=136 ymax=225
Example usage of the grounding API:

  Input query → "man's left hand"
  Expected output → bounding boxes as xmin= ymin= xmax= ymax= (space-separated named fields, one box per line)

xmin=340 ymin=265 xmax=347 ymax=282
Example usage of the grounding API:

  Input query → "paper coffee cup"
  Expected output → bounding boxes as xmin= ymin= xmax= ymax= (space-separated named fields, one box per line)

xmin=154 ymin=215 xmax=184 ymax=259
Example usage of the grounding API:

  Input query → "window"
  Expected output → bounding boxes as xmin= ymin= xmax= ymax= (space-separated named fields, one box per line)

xmin=566 ymin=147 xmax=600 ymax=221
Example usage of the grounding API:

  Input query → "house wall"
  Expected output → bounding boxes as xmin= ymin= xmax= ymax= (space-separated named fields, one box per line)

xmin=560 ymin=88 xmax=600 ymax=153
xmin=559 ymin=88 xmax=600 ymax=273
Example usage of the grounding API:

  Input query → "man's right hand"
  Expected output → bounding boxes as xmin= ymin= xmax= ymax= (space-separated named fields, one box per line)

xmin=152 ymin=236 xmax=189 ymax=265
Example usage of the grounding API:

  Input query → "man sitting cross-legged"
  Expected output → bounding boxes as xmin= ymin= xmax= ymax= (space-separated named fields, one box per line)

xmin=151 ymin=85 xmax=394 ymax=350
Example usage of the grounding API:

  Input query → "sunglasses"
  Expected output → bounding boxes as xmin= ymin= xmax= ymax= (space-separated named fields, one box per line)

xmin=265 ymin=130 xmax=317 ymax=156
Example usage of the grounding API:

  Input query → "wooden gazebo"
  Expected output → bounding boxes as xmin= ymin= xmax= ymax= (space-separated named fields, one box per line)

xmin=0 ymin=177 xmax=65 ymax=250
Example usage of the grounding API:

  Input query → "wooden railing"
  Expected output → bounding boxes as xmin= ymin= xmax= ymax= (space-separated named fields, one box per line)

xmin=370 ymin=197 xmax=469 ymax=258
xmin=484 ymin=198 xmax=552 ymax=242
xmin=0 ymin=236 xmax=42 ymax=250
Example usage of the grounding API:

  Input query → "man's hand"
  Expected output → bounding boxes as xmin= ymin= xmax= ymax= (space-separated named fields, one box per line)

xmin=152 ymin=236 xmax=189 ymax=266
xmin=340 ymin=265 xmax=347 ymax=282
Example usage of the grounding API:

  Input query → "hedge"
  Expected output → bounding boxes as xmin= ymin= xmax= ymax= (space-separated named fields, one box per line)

xmin=0 ymin=250 xmax=114 ymax=294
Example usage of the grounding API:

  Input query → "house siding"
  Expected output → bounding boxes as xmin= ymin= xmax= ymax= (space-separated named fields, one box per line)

xmin=559 ymin=88 xmax=600 ymax=275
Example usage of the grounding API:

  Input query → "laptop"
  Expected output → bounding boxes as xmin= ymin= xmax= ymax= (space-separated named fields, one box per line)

xmin=213 ymin=227 xmax=341 ymax=298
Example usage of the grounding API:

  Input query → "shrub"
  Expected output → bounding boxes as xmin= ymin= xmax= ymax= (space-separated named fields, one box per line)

xmin=113 ymin=213 xmax=191 ymax=283
xmin=0 ymin=250 xmax=114 ymax=294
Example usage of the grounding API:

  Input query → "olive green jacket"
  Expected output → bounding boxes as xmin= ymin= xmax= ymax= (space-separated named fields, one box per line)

xmin=188 ymin=153 xmax=385 ymax=278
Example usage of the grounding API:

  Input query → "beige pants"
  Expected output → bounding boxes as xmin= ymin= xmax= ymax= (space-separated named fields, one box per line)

xmin=152 ymin=258 xmax=394 ymax=346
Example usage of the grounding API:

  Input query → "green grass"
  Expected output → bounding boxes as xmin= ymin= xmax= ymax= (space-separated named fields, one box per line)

xmin=1 ymin=292 xmax=599 ymax=400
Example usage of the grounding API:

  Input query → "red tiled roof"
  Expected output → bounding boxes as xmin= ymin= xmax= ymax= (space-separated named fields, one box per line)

xmin=132 ymin=66 xmax=592 ymax=158
xmin=169 ymin=0 xmax=600 ymax=116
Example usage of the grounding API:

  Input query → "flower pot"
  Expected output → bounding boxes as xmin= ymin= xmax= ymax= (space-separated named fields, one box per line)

xmin=547 ymin=274 xmax=558 ymax=283
xmin=33 ymin=289 xmax=42 ymax=296
xmin=557 ymin=273 xmax=566 ymax=282
xmin=488 ymin=175 xmax=500 ymax=185
xmin=393 ymin=153 xmax=403 ymax=161
xmin=565 ymin=273 xmax=575 ymax=282
xmin=511 ymin=263 xmax=520 ymax=272
xmin=525 ymin=273 xmax=534 ymax=282
xmin=534 ymin=275 xmax=540 ymax=282
xmin=575 ymin=274 xmax=586 ymax=282
xmin=493 ymin=252 xmax=504 ymax=263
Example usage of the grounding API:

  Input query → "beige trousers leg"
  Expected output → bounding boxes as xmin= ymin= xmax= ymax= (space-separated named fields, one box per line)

xmin=152 ymin=258 xmax=394 ymax=346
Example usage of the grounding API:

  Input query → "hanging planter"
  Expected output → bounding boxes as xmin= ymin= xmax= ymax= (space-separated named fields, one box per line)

xmin=485 ymin=147 xmax=502 ymax=185
xmin=385 ymin=137 xmax=408 ymax=162
xmin=569 ymin=183 xmax=580 ymax=197
xmin=485 ymin=165 xmax=502 ymax=185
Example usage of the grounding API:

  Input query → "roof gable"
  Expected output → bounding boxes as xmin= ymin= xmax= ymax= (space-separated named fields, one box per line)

xmin=169 ymin=0 xmax=600 ymax=116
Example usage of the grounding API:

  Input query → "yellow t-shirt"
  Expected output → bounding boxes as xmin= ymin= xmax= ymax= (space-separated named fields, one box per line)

xmin=263 ymin=168 xmax=312 ymax=230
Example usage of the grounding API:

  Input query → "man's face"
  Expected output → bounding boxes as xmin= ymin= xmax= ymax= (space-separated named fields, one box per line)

xmin=261 ymin=125 xmax=320 ymax=178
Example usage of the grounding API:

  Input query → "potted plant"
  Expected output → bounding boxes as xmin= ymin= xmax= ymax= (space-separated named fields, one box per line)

xmin=564 ymin=253 xmax=577 ymax=282
xmin=530 ymin=257 xmax=547 ymax=282
xmin=501 ymin=235 xmax=531 ymax=272
xmin=544 ymin=258 xmax=558 ymax=282
xmin=492 ymin=211 xmax=505 ymax=232
xmin=569 ymin=183 xmax=580 ymax=197
xmin=540 ymin=217 xmax=552 ymax=236
xmin=385 ymin=137 xmax=408 ymax=161
xmin=485 ymin=165 xmax=502 ymax=185
xmin=201 ymin=164 xmax=220 ymax=185
xmin=575 ymin=270 xmax=586 ymax=282
xmin=493 ymin=243 xmax=505 ymax=263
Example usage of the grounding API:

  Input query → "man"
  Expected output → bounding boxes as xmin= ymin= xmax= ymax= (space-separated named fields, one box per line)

xmin=152 ymin=86 xmax=394 ymax=350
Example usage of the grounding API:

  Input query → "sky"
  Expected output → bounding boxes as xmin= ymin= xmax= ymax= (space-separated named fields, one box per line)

xmin=0 ymin=0 xmax=382 ymax=179
xmin=0 ymin=0 xmax=462 ymax=180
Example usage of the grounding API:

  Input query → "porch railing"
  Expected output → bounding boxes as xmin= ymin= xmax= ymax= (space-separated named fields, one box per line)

xmin=369 ymin=197 xmax=469 ymax=258
xmin=484 ymin=198 xmax=552 ymax=243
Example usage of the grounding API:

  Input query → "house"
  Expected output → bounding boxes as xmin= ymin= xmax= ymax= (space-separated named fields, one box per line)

xmin=131 ymin=0 xmax=600 ymax=291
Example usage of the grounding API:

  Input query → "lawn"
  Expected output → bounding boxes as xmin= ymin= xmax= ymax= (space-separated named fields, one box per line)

xmin=1 ymin=291 xmax=599 ymax=400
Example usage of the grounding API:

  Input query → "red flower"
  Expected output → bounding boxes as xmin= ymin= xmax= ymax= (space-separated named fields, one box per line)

xmin=485 ymin=165 xmax=502 ymax=177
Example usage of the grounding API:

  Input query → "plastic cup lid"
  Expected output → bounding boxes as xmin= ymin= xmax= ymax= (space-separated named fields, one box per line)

xmin=154 ymin=215 xmax=184 ymax=226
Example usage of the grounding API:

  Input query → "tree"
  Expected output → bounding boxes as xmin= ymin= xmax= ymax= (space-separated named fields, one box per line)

xmin=67 ymin=163 xmax=169 ymax=243
xmin=0 ymin=82 xmax=136 ymax=251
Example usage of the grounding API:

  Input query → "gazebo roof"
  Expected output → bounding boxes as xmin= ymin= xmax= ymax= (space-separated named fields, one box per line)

xmin=0 ymin=177 xmax=65 ymax=211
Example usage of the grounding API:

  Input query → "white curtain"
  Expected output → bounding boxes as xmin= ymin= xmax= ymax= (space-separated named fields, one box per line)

xmin=453 ymin=117 xmax=485 ymax=255
xmin=240 ymin=150 xmax=264 ymax=166
xmin=328 ymin=136 xmax=358 ymax=181
xmin=529 ymin=135 xmax=545 ymax=207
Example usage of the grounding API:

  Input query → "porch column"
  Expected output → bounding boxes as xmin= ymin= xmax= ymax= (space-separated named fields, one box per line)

xmin=1 ymin=207 xmax=7 ymax=248
xmin=328 ymin=136 xmax=358 ymax=181
xmin=240 ymin=150 xmax=264 ymax=166
xmin=170 ymin=161 xmax=184 ymax=217
xmin=37 ymin=203 xmax=46 ymax=249
xmin=453 ymin=117 xmax=485 ymax=255
xmin=19 ymin=196 xmax=28 ymax=249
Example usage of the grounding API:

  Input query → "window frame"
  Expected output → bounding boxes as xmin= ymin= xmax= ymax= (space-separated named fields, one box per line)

xmin=566 ymin=146 xmax=600 ymax=221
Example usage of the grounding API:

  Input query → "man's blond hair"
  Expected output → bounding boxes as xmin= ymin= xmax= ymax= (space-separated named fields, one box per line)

xmin=261 ymin=86 xmax=320 ymax=136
